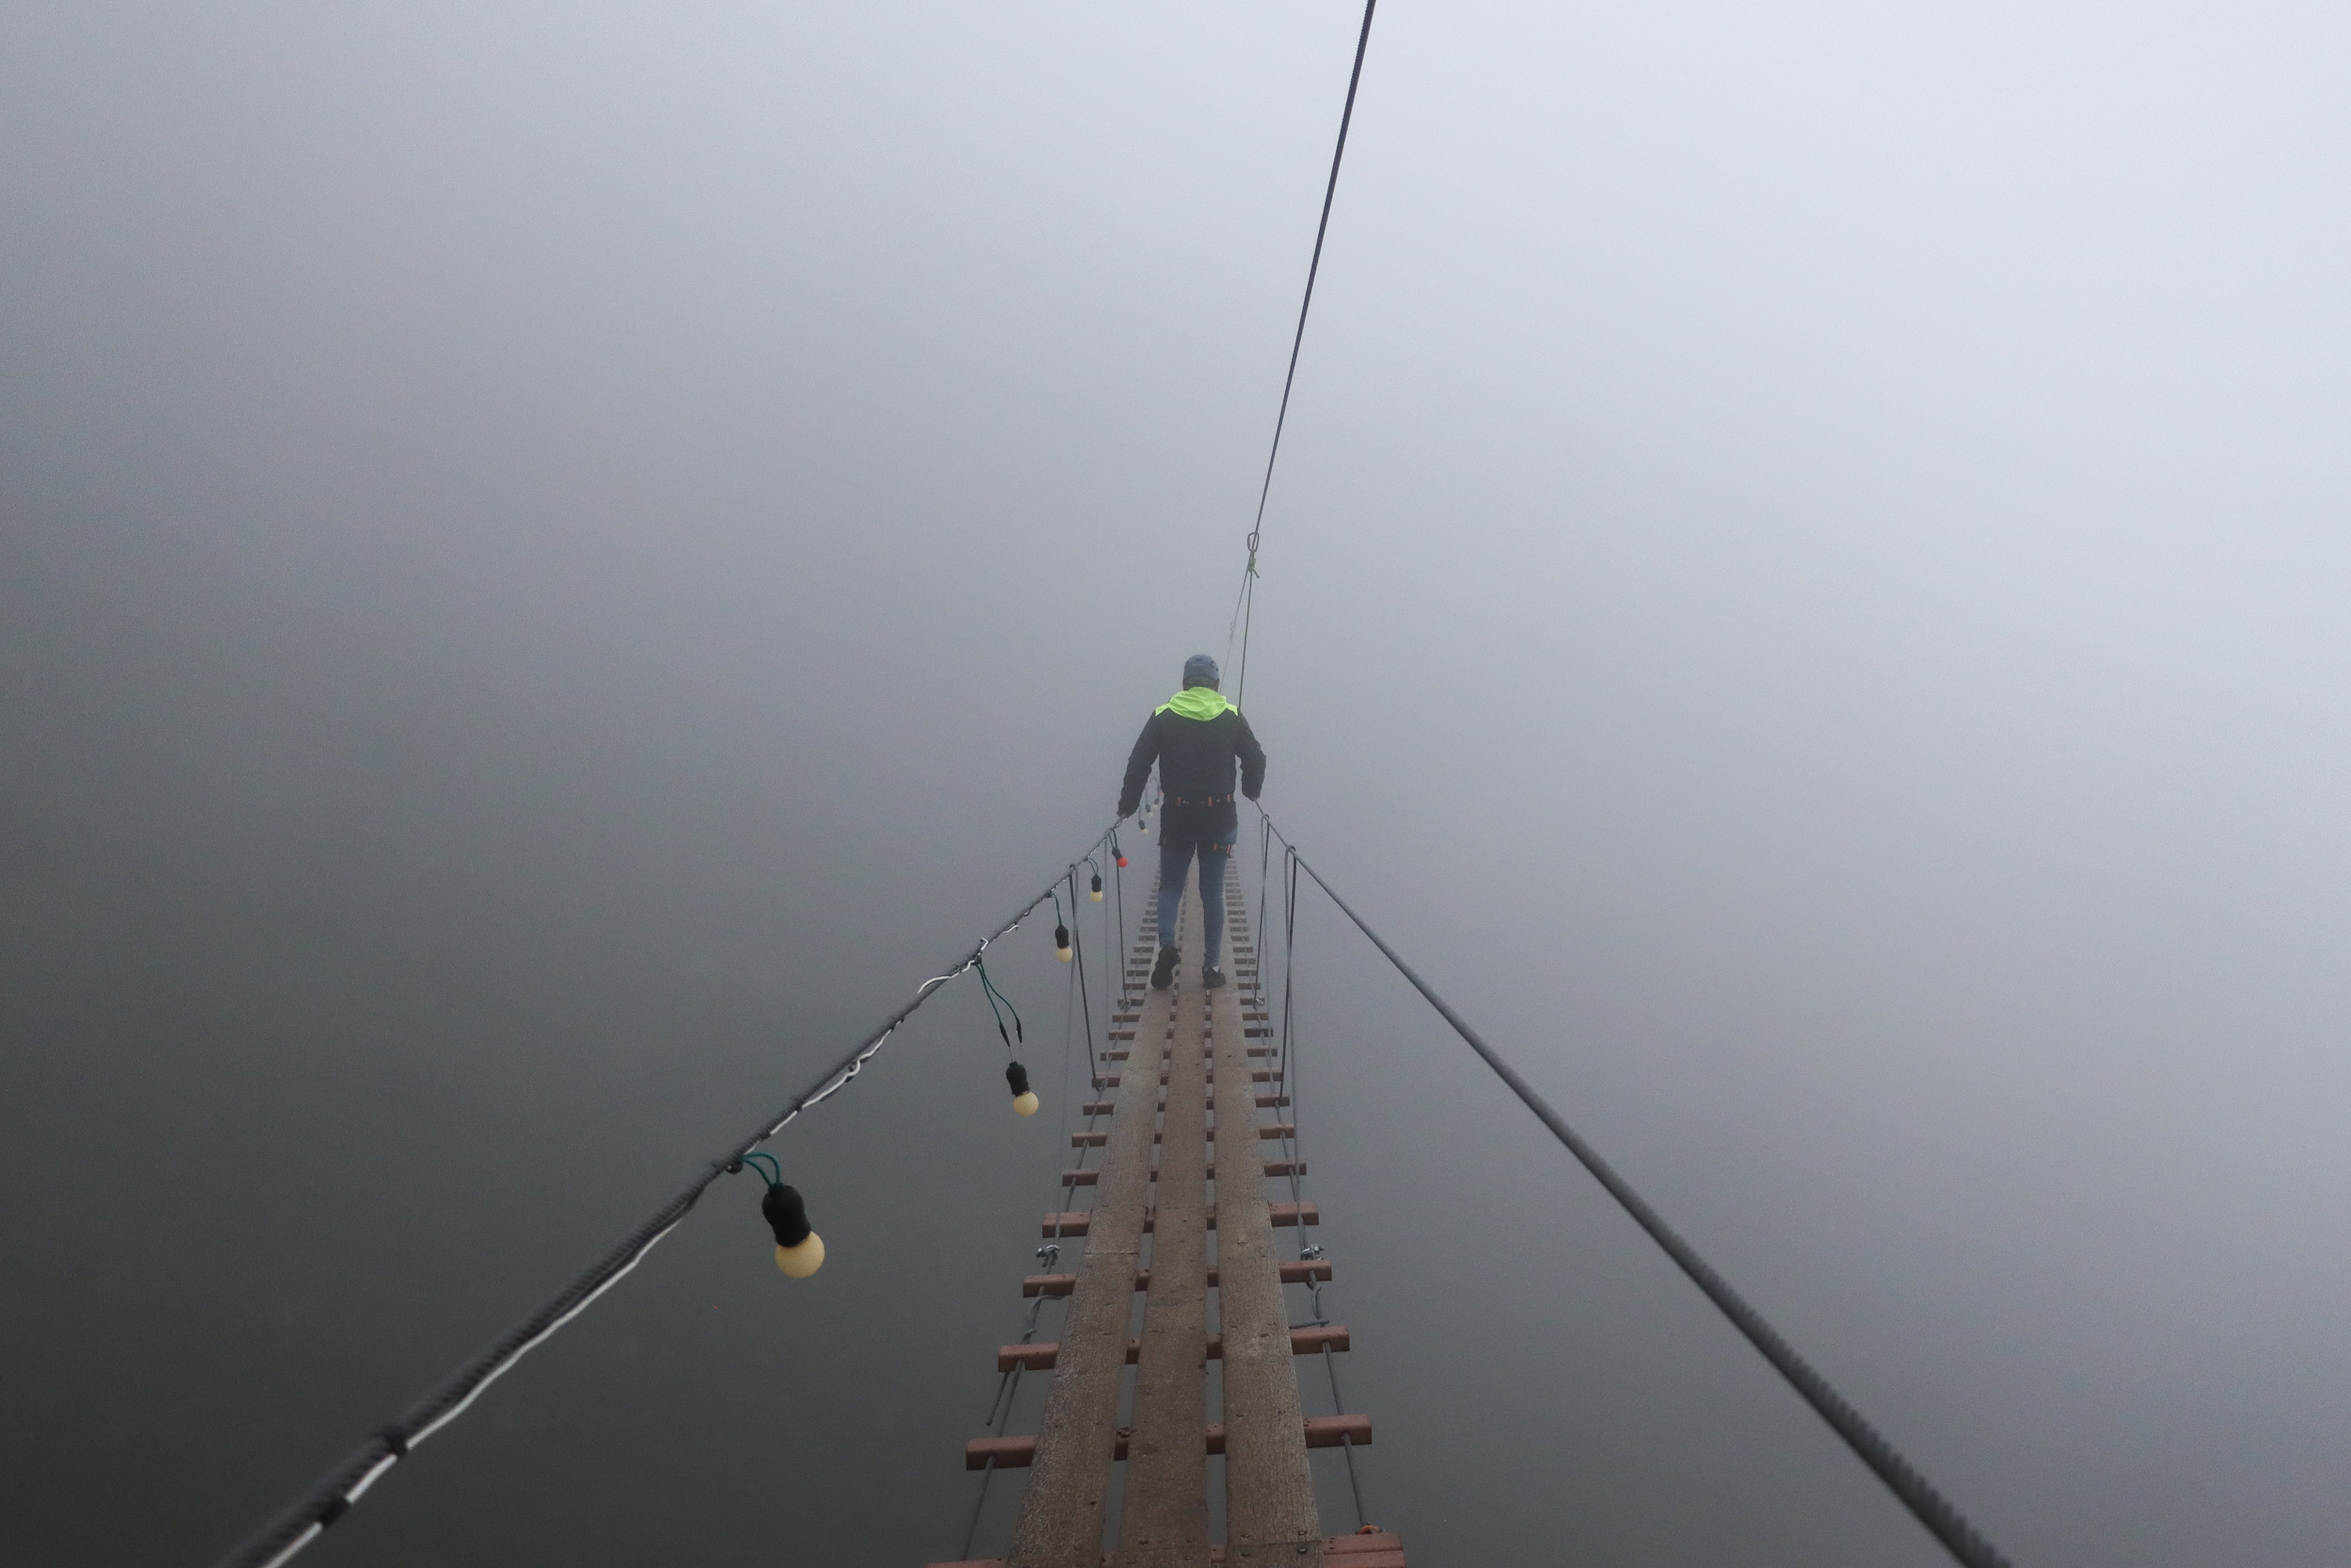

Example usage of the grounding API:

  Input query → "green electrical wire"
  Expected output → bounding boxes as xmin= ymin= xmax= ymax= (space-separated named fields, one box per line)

xmin=975 ymin=957 xmax=1023 ymax=1048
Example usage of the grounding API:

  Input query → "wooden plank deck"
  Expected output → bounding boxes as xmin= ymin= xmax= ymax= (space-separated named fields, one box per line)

xmin=1001 ymin=926 xmax=1174 ymax=1568
xmin=1114 ymin=889 xmax=1212 ymax=1566
xmin=968 ymin=867 xmax=1387 ymax=1568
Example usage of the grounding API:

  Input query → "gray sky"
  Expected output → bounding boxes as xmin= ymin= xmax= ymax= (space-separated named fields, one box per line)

xmin=6 ymin=3 xmax=2351 ymax=1565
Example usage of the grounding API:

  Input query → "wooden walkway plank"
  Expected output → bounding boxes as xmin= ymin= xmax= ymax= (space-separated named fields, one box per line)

xmin=1019 ymin=1258 xmax=1328 ymax=1298
xmin=998 ymin=1325 xmax=1351 ymax=1371
xmin=1002 ymin=922 xmax=1176 ymax=1568
xmin=1208 ymin=870 xmax=1322 ymax=1567
xmin=1116 ymin=886 xmax=1213 ymax=1566
xmin=967 ymin=1415 xmax=1371 ymax=1470
xmin=1035 ymin=1202 xmax=1316 ymax=1237
xmin=928 ymin=1528 xmax=1405 ymax=1568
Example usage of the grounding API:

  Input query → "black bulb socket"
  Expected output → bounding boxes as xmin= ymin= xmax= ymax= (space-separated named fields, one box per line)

xmin=762 ymin=1183 xmax=813 ymax=1248
xmin=1005 ymin=1060 xmax=1031 ymax=1097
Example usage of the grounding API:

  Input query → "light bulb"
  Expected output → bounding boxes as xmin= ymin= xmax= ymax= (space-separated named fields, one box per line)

xmin=1054 ymin=923 xmax=1073 ymax=961
xmin=1012 ymin=1091 xmax=1040 ymax=1117
xmin=762 ymin=1182 xmax=824 ymax=1278
xmin=774 ymin=1234 xmax=825 ymax=1277
xmin=1090 ymin=873 xmax=1104 ymax=901
xmin=1006 ymin=1059 xmax=1038 ymax=1116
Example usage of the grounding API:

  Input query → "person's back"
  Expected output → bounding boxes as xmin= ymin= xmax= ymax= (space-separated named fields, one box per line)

xmin=1118 ymin=654 xmax=1266 ymax=989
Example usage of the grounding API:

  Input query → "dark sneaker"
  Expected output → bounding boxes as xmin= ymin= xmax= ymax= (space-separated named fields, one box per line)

xmin=1201 ymin=964 xmax=1226 ymax=990
xmin=1150 ymin=944 xmax=1179 ymax=990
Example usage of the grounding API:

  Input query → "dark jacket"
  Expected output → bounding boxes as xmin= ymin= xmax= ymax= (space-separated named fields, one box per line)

xmin=1118 ymin=687 xmax=1267 ymax=845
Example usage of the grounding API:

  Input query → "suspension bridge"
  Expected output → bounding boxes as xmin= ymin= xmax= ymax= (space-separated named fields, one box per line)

xmin=206 ymin=5 xmax=2019 ymax=1564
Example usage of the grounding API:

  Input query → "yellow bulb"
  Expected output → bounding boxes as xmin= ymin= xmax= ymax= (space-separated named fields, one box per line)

xmin=1012 ymin=1091 xmax=1040 ymax=1117
xmin=1090 ymin=889 xmax=1103 ymax=902
xmin=773 ymin=1233 xmax=825 ymax=1278
xmin=1056 ymin=946 xmax=1074 ymax=962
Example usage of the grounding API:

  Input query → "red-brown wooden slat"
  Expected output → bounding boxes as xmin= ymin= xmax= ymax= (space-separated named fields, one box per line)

xmin=1038 ymin=1202 xmax=1315 ymax=1237
xmin=1070 ymin=1121 xmax=1293 ymax=1143
xmin=1061 ymin=1161 xmax=1303 ymax=1186
xmin=1074 ymin=1095 xmax=1287 ymax=1121
xmin=998 ymin=1325 xmax=1351 ymax=1371
xmin=1095 ymin=1070 xmax=1284 ymax=1089
xmin=964 ymin=1415 xmax=1371 ymax=1469
xmin=1020 ymin=1258 xmax=1329 ymax=1297
xmin=924 ymin=1531 xmax=1406 ymax=1568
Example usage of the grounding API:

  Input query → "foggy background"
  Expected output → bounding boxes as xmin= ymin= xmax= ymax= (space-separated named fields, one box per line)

xmin=5 ymin=2 xmax=2350 ymax=1563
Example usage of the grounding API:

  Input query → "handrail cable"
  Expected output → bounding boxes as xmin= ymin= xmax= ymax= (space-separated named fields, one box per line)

xmin=1254 ymin=835 xmax=1369 ymax=1526
xmin=1252 ymin=807 xmax=2016 ymax=1568
xmin=214 ymin=823 xmax=1121 ymax=1568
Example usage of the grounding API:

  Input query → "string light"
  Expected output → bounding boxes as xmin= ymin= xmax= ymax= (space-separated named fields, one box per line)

xmin=210 ymin=822 xmax=1125 ymax=1568
xmin=740 ymin=1153 xmax=824 ymax=1278
xmin=1005 ymin=1059 xmax=1039 ymax=1117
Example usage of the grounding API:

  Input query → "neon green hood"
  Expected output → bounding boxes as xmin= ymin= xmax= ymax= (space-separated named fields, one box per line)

xmin=1155 ymin=686 xmax=1236 ymax=720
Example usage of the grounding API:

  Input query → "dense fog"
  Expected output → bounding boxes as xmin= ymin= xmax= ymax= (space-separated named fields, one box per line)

xmin=6 ymin=4 xmax=2350 ymax=1564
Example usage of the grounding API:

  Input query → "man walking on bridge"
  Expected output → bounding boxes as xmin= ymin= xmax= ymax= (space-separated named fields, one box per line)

xmin=1120 ymin=654 xmax=1266 ymax=991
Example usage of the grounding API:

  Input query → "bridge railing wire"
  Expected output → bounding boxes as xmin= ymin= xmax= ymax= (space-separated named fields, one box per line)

xmin=215 ymin=824 xmax=1122 ymax=1568
xmin=1251 ymin=805 xmax=2016 ymax=1568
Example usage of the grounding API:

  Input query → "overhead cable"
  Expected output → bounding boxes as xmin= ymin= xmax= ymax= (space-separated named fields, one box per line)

xmin=213 ymin=824 xmax=1121 ymax=1568
xmin=1252 ymin=808 xmax=2017 ymax=1568
xmin=1230 ymin=0 xmax=1380 ymax=710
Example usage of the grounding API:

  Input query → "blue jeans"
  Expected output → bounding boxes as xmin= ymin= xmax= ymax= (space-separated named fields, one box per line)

xmin=1157 ymin=839 xmax=1230 ymax=965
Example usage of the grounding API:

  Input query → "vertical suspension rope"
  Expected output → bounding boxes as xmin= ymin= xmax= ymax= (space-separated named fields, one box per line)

xmin=1252 ymin=839 xmax=1369 ymax=1530
xmin=1068 ymin=867 xmax=1099 ymax=1079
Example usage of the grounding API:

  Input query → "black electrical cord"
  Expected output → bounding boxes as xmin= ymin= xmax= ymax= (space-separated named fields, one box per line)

xmin=212 ymin=823 xmax=1121 ymax=1568
xmin=1252 ymin=809 xmax=2016 ymax=1568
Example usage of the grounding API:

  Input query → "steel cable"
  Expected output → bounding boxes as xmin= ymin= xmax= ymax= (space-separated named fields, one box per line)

xmin=1251 ymin=807 xmax=2015 ymax=1568
xmin=214 ymin=824 xmax=1122 ymax=1568
xmin=1229 ymin=0 xmax=1379 ymax=710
